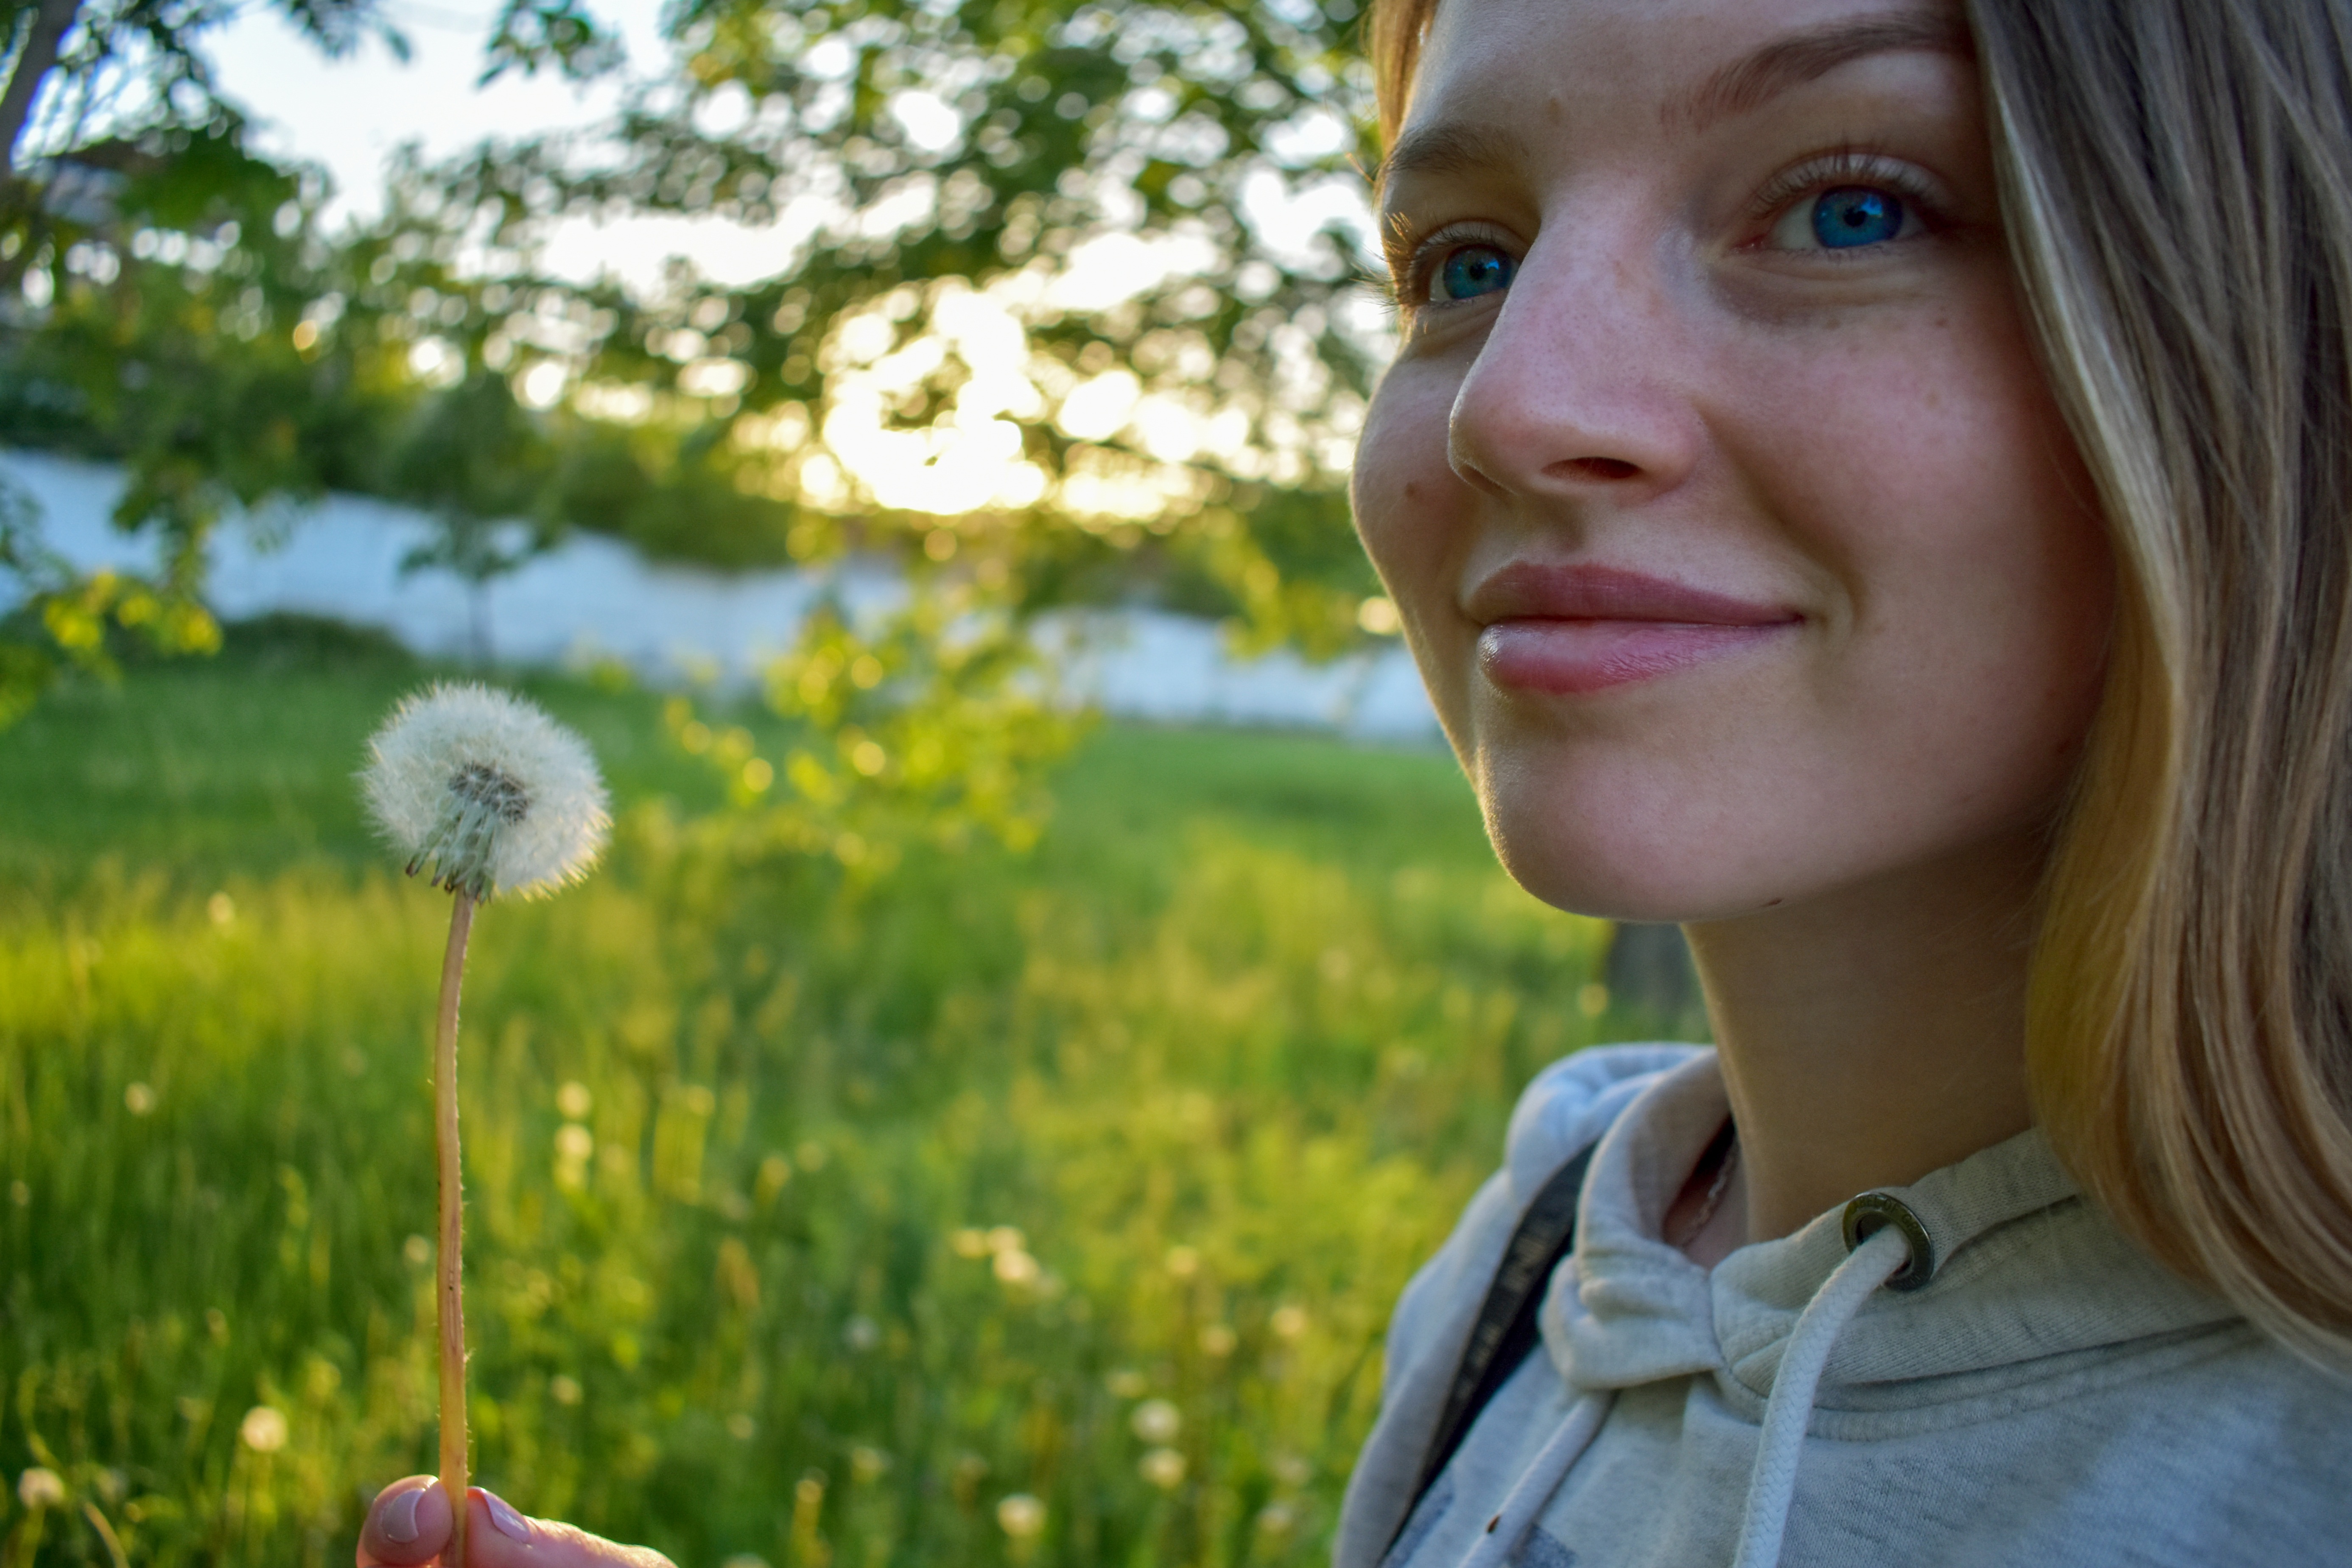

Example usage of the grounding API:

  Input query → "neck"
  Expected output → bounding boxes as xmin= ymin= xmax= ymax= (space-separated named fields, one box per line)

xmin=1681 ymin=830 xmax=2045 ymax=1246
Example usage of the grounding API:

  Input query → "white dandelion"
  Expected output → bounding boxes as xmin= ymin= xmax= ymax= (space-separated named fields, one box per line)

xmin=1139 ymin=1447 xmax=1187 ymax=1490
xmin=361 ymin=682 xmax=608 ymax=901
xmin=358 ymin=682 xmax=606 ymax=1568
xmin=17 ymin=1467 xmax=64 ymax=1510
xmin=996 ymin=1493 xmax=1046 ymax=1540
xmin=1130 ymin=1398 xmax=1181 ymax=1445
xmin=238 ymin=1406 xmax=289 ymax=1453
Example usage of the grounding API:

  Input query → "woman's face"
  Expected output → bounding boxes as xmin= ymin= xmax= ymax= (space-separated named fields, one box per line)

xmin=1356 ymin=0 xmax=2114 ymax=922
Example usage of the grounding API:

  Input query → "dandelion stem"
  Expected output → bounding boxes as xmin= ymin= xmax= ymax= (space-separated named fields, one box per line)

xmin=433 ymin=889 xmax=477 ymax=1568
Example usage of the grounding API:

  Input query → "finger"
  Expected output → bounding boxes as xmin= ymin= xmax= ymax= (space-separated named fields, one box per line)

xmin=357 ymin=1478 xmax=450 ymax=1568
xmin=460 ymin=1488 xmax=677 ymax=1568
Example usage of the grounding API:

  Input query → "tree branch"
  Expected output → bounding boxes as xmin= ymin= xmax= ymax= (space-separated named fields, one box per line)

xmin=0 ymin=0 xmax=84 ymax=171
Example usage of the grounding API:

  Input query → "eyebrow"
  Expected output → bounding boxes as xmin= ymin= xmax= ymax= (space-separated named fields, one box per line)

xmin=1670 ymin=11 xmax=1974 ymax=132
xmin=1377 ymin=120 xmax=1531 ymax=194
xmin=1375 ymin=10 xmax=1973 ymax=195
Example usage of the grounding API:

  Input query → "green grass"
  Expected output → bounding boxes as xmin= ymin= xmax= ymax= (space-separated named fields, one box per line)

xmin=0 ymin=629 xmax=1671 ymax=1567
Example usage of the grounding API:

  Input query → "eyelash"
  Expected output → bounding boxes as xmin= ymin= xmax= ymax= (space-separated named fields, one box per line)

xmin=1383 ymin=145 xmax=1951 ymax=314
xmin=1388 ymin=219 xmax=1520 ymax=313
xmin=1743 ymin=145 xmax=1947 ymax=248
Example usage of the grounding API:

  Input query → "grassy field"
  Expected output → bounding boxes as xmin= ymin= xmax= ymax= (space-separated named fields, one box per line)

xmin=0 ymin=625 xmax=1684 ymax=1567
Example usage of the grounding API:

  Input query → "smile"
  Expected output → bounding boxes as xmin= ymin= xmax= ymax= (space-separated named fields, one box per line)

xmin=1467 ymin=564 xmax=1801 ymax=695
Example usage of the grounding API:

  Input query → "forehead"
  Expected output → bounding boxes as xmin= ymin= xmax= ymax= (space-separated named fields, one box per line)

xmin=1399 ymin=0 xmax=1969 ymax=157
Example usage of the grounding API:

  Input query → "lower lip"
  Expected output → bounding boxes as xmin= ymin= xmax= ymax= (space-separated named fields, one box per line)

xmin=1479 ymin=619 xmax=1791 ymax=694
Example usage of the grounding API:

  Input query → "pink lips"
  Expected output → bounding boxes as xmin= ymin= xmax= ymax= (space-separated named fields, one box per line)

xmin=1468 ymin=563 xmax=1798 ymax=695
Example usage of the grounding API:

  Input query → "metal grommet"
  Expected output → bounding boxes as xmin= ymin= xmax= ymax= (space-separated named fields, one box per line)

xmin=1841 ymin=1192 xmax=1936 ymax=1292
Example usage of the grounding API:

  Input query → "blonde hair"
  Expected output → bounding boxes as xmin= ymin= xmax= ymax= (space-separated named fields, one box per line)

xmin=1367 ymin=0 xmax=2352 ymax=1363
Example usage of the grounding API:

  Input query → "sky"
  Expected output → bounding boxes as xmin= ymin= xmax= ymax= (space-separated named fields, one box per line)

xmin=205 ymin=0 xmax=804 ymax=291
xmin=210 ymin=0 xmax=662 ymax=195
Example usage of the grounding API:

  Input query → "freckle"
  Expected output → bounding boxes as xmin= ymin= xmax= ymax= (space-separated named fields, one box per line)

xmin=1546 ymin=97 xmax=1564 ymax=123
xmin=1404 ymin=481 xmax=1421 ymax=500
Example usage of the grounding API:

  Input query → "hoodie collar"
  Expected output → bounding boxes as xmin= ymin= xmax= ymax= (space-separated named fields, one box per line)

xmin=1541 ymin=1050 xmax=2239 ymax=1406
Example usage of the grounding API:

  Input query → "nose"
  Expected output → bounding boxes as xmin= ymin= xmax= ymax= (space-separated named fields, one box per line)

xmin=1446 ymin=229 xmax=1704 ymax=503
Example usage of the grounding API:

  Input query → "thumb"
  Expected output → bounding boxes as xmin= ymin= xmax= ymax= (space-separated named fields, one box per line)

xmin=357 ymin=1478 xmax=448 ymax=1567
xmin=456 ymin=1487 xmax=677 ymax=1568
xmin=357 ymin=1480 xmax=673 ymax=1568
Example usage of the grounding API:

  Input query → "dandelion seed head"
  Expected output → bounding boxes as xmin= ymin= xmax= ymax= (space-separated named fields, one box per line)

xmin=1139 ymin=1448 xmax=1186 ymax=1490
xmin=996 ymin=1493 xmax=1046 ymax=1539
xmin=1131 ymin=1398 xmax=1181 ymax=1445
xmin=17 ymin=1467 xmax=64 ymax=1510
xmin=239 ymin=1406 xmax=289 ymax=1452
xmin=360 ymin=683 xmax=609 ymax=900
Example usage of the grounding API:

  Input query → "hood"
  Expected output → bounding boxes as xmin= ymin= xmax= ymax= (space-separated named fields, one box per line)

xmin=1541 ymin=1051 xmax=2241 ymax=1425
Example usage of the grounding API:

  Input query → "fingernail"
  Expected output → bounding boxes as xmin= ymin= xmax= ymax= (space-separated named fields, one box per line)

xmin=482 ymin=1489 xmax=533 ymax=1543
xmin=382 ymin=1486 xmax=425 ymax=1544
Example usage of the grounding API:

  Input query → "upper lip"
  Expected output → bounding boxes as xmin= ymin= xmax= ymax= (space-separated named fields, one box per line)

xmin=1464 ymin=562 xmax=1799 ymax=626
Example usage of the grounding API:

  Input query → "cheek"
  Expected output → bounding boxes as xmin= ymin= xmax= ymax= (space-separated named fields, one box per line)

xmin=1351 ymin=369 xmax=1458 ymax=590
xmin=1353 ymin=367 xmax=1479 ymax=717
xmin=1723 ymin=311 xmax=2116 ymax=849
xmin=1751 ymin=314 xmax=2114 ymax=716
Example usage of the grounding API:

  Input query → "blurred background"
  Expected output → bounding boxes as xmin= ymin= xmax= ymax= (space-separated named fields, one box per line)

xmin=0 ymin=2 xmax=1702 ymax=1562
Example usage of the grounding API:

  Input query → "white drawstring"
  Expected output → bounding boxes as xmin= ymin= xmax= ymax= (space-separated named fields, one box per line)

xmin=1453 ymin=1390 xmax=1614 ymax=1568
xmin=1436 ymin=1202 xmax=1920 ymax=1568
xmin=1728 ymin=1224 xmax=1912 ymax=1568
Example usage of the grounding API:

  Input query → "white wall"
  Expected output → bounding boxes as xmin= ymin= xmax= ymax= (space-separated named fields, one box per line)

xmin=3 ymin=450 xmax=1442 ymax=743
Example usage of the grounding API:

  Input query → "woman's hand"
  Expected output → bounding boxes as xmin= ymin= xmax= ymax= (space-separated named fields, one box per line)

xmin=358 ymin=1478 xmax=676 ymax=1568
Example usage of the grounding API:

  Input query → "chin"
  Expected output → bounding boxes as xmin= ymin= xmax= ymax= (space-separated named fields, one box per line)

xmin=1478 ymin=783 xmax=1766 ymax=925
xmin=1465 ymin=722 xmax=1886 ymax=924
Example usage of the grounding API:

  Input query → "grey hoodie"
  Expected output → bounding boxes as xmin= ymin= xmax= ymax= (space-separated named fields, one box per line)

xmin=1336 ymin=1047 xmax=2352 ymax=1568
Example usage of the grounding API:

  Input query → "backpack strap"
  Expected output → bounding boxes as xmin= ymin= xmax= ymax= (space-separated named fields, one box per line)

xmin=1385 ymin=1141 xmax=1599 ymax=1561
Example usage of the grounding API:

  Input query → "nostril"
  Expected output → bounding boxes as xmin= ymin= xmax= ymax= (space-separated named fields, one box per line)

xmin=1551 ymin=456 xmax=1640 ymax=482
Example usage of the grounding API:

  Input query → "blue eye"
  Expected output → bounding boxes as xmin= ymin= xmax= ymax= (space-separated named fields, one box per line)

xmin=1759 ymin=162 xmax=1936 ymax=255
xmin=1434 ymin=243 xmax=1515 ymax=302
xmin=1809 ymin=186 xmax=1905 ymax=249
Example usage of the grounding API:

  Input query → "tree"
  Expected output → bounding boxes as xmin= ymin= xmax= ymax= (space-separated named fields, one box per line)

xmin=346 ymin=0 xmax=1399 ymax=849
xmin=396 ymin=0 xmax=1389 ymax=647
xmin=0 ymin=0 xmax=609 ymax=719
xmin=385 ymin=368 xmax=560 ymax=665
xmin=0 ymin=0 xmax=1402 ymax=858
